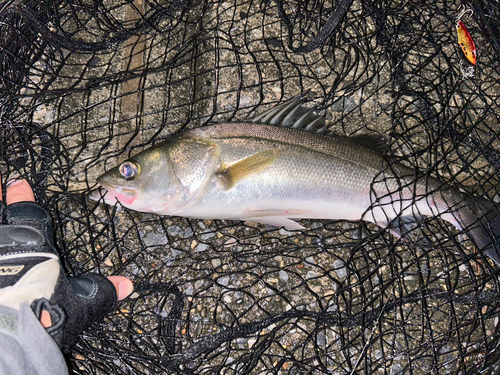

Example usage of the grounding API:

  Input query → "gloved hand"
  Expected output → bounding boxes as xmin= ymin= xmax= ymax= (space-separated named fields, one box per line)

xmin=0 ymin=178 xmax=133 ymax=353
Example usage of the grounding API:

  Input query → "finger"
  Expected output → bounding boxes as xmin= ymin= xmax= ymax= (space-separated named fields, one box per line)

xmin=5 ymin=179 xmax=35 ymax=205
xmin=40 ymin=310 xmax=52 ymax=328
xmin=106 ymin=276 xmax=134 ymax=301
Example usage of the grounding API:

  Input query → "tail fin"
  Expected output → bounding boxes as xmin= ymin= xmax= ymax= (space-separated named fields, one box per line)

xmin=458 ymin=196 xmax=500 ymax=265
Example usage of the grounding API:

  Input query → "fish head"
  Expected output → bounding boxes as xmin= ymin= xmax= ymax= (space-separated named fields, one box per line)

xmin=96 ymin=145 xmax=182 ymax=212
xmin=96 ymin=136 xmax=222 ymax=214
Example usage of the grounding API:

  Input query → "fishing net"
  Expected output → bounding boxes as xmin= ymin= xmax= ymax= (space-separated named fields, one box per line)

xmin=1 ymin=0 xmax=500 ymax=373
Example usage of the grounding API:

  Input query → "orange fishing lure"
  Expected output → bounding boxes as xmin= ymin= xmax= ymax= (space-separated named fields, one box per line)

xmin=456 ymin=14 xmax=476 ymax=65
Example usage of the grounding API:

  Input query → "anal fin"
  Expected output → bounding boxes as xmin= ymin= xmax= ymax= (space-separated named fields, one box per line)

xmin=386 ymin=215 xmax=425 ymax=238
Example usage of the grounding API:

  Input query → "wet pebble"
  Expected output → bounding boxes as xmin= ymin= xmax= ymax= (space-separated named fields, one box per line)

xmin=316 ymin=331 xmax=326 ymax=346
xmin=196 ymin=243 xmax=209 ymax=252
xmin=247 ymin=337 xmax=257 ymax=348
xmin=194 ymin=280 xmax=206 ymax=290
xmin=104 ymin=257 xmax=113 ymax=267
xmin=143 ymin=232 xmax=168 ymax=247
xmin=224 ymin=238 xmax=237 ymax=247
xmin=201 ymin=230 xmax=215 ymax=240
xmin=184 ymin=285 xmax=193 ymax=296
xmin=305 ymin=271 xmax=318 ymax=280
xmin=333 ymin=259 xmax=347 ymax=278
xmin=279 ymin=270 xmax=289 ymax=282
xmin=305 ymin=256 xmax=317 ymax=265
xmin=218 ymin=276 xmax=230 ymax=286
xmin=184 ymin=227 xmax=193 ymax=238
xmin=167 ymin=225 xmax=183 ymax=237
xmin=310 ymin=222 xmax=322 ymax=229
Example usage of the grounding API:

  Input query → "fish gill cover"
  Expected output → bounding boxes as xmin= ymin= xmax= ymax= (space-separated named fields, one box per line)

xmin=1 ymin=0 xmax=500 ymax=374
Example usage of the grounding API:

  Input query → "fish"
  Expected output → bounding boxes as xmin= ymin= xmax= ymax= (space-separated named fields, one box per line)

xmin=93 ymin=93 xmax=500 ymax=265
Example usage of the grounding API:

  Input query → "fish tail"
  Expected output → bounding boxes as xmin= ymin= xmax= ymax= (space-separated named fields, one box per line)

xmin=456 ymin=196 xmax=500 ymax=265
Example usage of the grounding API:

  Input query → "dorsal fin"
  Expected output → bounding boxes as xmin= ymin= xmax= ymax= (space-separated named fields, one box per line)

xmin=250 ymin=92 xmax=389 ymax=153
xmin=349 ymin=134 xmax=389 ymax=154
xmin=251 ymin=91 xmax=331 ymax=136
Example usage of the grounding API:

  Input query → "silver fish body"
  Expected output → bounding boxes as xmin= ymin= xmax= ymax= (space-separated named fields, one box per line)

xmin=95 ymin=94 xmax=500 ymax=264
xmin=153 ymin=123 xmax=446 ymax=227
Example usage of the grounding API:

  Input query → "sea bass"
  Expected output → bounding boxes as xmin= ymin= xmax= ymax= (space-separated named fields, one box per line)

xmin=94 ymin=93 xmax=500 ymax=264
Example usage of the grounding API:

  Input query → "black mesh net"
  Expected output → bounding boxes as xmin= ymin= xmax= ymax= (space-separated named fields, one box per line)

xmin=1 ymin=0 xmax=500 ymax=373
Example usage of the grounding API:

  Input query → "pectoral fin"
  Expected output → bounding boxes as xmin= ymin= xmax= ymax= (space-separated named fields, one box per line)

xmin=218 ymin=150 xmax=281 ymax=189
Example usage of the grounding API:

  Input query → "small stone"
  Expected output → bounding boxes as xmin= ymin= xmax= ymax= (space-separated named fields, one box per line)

xmin=306 ymin=271 xmax=318 ymax=280
xmin=279 ymin=270 xmax=289 ymax=282
xmin=324 ymin=290 xmax=335 ymax=298
xmin=201 ymin=231 xmax=215 ymax=240
xmin=248 ymin=337 xmax=257 ymax=348
xmin=316 ymin=332 xmax=326 ymax=346
xmin=310 ymin=222 xmax=321 ymax=229
xmin=104 ymin=257 xmax=113 ymax=267
xmin=218 ymin=276 xmax=230 ymax=286
xmin=333 ymin=259 xmax=347 ymax=278
xmin=143 ymin=232 xmax=168 ymax=246
xmin=305 ymin=257 xmax=316 ymax=265
xmin=224 ymin=238 xmax=237 ymax=247
xmin=194 ymin=280 xmax=205 ymax=290
xmin=167 ymin=225 xmax=183 ymax=237
xmin=196 ymin=243 xmax=209 ymax=252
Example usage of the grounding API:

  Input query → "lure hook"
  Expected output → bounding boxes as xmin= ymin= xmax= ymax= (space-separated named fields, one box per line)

xmin=456 ymin=6 xmax=473 ymax=22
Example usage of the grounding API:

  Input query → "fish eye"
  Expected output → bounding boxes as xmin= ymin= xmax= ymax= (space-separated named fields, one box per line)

xmin=119 ymin=160 xmax=140 ymax=180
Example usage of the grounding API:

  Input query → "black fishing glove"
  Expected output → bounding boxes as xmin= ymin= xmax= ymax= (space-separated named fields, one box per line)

xmin=0 ymin=200 xmax=117 ymax=353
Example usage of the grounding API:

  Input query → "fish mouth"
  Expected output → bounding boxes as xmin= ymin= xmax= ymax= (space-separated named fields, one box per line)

xmin=93 ymin=181 xmax=140 ymax=206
